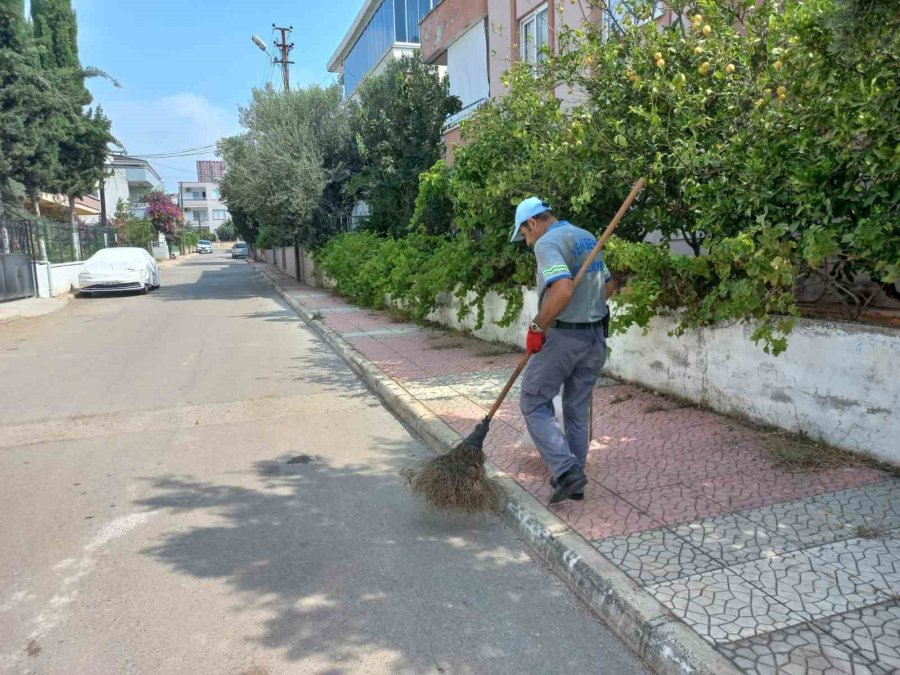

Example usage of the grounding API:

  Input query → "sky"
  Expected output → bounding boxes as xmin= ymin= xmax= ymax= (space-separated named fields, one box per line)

xmin=64 ymin=0 xmax=363 ymax=191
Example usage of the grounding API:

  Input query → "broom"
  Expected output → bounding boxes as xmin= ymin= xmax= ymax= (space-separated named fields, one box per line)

xmin=403 ymin=178 xmax=647 ymax=513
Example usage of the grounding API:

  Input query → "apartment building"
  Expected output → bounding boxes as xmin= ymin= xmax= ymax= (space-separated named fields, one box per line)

xmin=419 ymin=1 xmax=669 ymax=158
xmin=103 ymin=153 xmax=165 ymax=220
xmin=327 ymin=0 xmax=443 ymax=99
xmin=179 ymin=181 xmax=229 ymax=234
xmin=196 ymin=160 xmax=226 ymax=183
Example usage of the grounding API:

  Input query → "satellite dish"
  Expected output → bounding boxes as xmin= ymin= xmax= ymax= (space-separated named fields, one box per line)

xmin=251 ymin=35 xmax=268 ymax=51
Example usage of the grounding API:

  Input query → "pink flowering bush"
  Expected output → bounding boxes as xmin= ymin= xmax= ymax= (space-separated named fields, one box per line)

xmin=145 ymin=190 xmax=182 ymax=235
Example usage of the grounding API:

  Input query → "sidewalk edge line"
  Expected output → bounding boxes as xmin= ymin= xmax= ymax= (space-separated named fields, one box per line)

xmin=254 ymin=264 xmax=741 ymax=675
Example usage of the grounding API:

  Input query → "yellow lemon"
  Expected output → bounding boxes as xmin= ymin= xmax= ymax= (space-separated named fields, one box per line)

xmin=776 ymin=85 xmax=786 ymax=95
xmin=656 ymin=58 xmax=665 ymax=68
xmin=725 ymin=63 xmax=735 ymax=74
xmin=654 ymin=52 xmax=663 ymax=61
xmin=698 ymin=61 xmax=710 ymax=74
xmin=694 ymin=46 xmax=703 ymax=55
xmin=692 ymin=14 xmax=703 ymax=23
xmin=702 ymin=24 xmax=711 ymax=35
xmin=773 ymin=60 xmax=783 ymax=71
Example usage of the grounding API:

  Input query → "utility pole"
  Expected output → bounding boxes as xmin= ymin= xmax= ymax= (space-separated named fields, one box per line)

xmin=272 ymin=24 xmax=294 ymax=92
xmin=99 ymin=176 xmax=107 ymax=227
xmin=178 ymin=181 xmax=185 ymax=255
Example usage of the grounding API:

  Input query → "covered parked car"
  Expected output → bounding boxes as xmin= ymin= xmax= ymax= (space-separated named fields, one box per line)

xmin=78 ymin=247 xmax=160 ymax=296
xmin=231 ymin=242 xmax=249 ymax=259
xmin=196 ymin=240 xmax=213 ymax=254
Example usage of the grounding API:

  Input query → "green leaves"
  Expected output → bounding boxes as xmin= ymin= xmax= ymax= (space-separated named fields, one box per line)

xmin=294 ymin=0 xmax=896 ymax=356
xmin=219 ymin=84 xmax=353 ymax=249
xmin=352 ymin=56 xmax=460 ymax=238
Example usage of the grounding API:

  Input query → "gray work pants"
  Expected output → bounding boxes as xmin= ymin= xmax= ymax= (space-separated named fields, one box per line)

xmin=520 ymin=327 xmax=606 ymax=478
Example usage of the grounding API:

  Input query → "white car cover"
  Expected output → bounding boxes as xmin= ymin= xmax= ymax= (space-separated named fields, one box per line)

xmin=78 ymin=247 xmax=159 ymax=288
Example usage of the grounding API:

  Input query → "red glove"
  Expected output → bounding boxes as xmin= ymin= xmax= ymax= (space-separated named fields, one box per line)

xmin=526 ymin=327 xmax=546 ymax=354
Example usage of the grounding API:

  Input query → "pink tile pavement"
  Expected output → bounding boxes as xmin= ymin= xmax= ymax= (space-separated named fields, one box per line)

xmin=266 ymin=267 xmax=891 ymax=542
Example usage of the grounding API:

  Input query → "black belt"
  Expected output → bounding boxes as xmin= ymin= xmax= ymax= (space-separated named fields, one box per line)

xmin=553 ymin=319 xmax=604 ymax=330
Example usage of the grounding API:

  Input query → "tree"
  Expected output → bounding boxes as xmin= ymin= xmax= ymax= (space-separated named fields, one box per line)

xmin=144 ymin=189 xmax=181 ymax=235
xmin=320 ymin=0 xmax=898 ymax=355
xmin=30 ymin=0 xmax=117 ymax=229
xmin=218 ymin=83 xmax=355 ymax=249
xmin=351 ymin=55 xmax=460 ymax=237
xmin=228 ymin=206 xmax=260 ymax=245
xmin=216 ymin=219 xmax=236 ymax=241
xmin=0 ymin=0 xmax=59 ymax=218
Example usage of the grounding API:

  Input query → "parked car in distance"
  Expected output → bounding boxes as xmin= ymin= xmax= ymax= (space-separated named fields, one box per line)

xmin=196 ymin=240 xmax=213 ymax=254
xmin=78 ymin=247 xmax=160 ymax=297
xmin=231 ymin=242 xmax=249 ymax=259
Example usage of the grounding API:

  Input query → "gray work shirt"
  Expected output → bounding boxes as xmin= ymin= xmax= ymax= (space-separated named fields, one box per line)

xmin=534 ymin=220 xmax=611 ymax=323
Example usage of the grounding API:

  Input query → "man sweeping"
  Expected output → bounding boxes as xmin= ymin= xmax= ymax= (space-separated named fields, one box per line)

xmin=511 ymin=198 xmax=612 ymax=504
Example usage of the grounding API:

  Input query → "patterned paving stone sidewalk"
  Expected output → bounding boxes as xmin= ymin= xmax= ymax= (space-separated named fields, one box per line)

xmin=257 ymin=263 xmax=900 ymax=674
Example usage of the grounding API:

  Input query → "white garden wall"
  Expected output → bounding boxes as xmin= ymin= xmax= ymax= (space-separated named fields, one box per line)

xmin=34 ymin=261 xmax=84 ymax=297
xmin=424 ymin=286 xmax=900 ymax=464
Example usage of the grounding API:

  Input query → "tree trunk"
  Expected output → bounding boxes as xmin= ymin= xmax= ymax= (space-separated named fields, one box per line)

xmin=30 ymin=188 xmax=41 ymax=218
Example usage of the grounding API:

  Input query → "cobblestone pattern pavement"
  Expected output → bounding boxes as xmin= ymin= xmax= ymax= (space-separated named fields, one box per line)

xmin=257 ymin=263 xmax=900 ymax=674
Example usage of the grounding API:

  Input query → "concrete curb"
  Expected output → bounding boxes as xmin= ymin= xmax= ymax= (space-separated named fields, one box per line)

xmin=254 ymin=264 xmax=740 ymax=675
xmin=157 ymin=252 xmax=199 ymax=268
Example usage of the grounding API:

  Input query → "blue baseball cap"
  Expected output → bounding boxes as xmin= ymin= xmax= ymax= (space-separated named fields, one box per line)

xmin=511 ymin=197 xmax=550 ymax=242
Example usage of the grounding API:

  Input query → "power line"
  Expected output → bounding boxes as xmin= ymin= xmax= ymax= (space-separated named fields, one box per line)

xmin=130 ymin=147 xmax=218 ymax=160
xmin=130 ymin=143 xmax=216 ymax=155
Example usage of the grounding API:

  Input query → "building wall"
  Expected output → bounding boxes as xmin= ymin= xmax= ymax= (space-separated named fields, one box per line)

xmin=447 ymin=19 xmax=490 ymax=108
xmin=181 ymin=182 xmax=229 ymax=233
xmin=103 ymin=157 xmax=164 ymax=221
xmin=442 ymin=125 xmax=463 ymax=164
xmin=336 ymin=0 xmax=441 ymax=97
xmin=419 ymin=0 xmax=488 ymax=63
xmin=104 ymin=168 xmax=131 ymax=215
xmin=488 ymin=0 xmax=601 ymax=100
xmin=196 ymin=160 xmax=226 ymax=183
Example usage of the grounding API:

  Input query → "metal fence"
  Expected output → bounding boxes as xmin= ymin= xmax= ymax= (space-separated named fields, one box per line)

xmin=30 ymin=219 xmax=118 ymax=264
xmin=0 ymin=219 xmax=37 ymax=301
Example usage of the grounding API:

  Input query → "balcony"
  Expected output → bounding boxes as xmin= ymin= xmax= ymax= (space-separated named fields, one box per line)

xmin=124 ymin=166 xmax=158 ymax=186
xmin=442 ymin=97 xmax=488 ymax=132
xmin=419 ymin=0 xmax=487 ymax=64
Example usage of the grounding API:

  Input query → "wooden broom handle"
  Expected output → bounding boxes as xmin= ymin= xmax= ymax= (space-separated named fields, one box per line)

xmin=487 ymin=352 xmax=531 ymax=420
xmin=572 ymin=177 xmax=646 ymax=288
xmin=485 ymin=177 xmax=647 ymax=422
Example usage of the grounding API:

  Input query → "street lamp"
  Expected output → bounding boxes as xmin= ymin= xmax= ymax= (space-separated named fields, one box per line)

xmin=251 ymin=35 xmax=271 ymax=56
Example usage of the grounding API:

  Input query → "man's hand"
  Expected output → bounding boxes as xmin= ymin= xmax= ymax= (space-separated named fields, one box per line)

xmin=526 ymin=327 xmax=546 ymax=354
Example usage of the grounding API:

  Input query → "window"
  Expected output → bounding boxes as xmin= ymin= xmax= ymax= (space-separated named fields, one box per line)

xmin=191 ymin=210 xmax=207 ymax=222
xmin=189 ymin=190 xmax=206 ymax=200
xmin=342 ymin=0 xmax=439 ymax=96
xmin=520 ymin=5 xmax=549 ymax=66
xmin=213 ymin=209 xmax=227 ymax=220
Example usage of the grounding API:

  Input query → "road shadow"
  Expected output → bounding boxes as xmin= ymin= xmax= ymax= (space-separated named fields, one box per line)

xmin=133 ymin=435 xmax=640 ymax=673
xmin=153 ymin=259 xmax=266 ymax=304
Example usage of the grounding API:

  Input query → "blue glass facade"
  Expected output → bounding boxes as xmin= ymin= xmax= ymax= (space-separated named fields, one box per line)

xmin=342 ymin=0 xmax=439 ymax=96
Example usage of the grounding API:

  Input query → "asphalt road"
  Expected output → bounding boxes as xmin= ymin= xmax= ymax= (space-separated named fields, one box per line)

xmin=0 ymin=253 xmax=645 ymax=674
